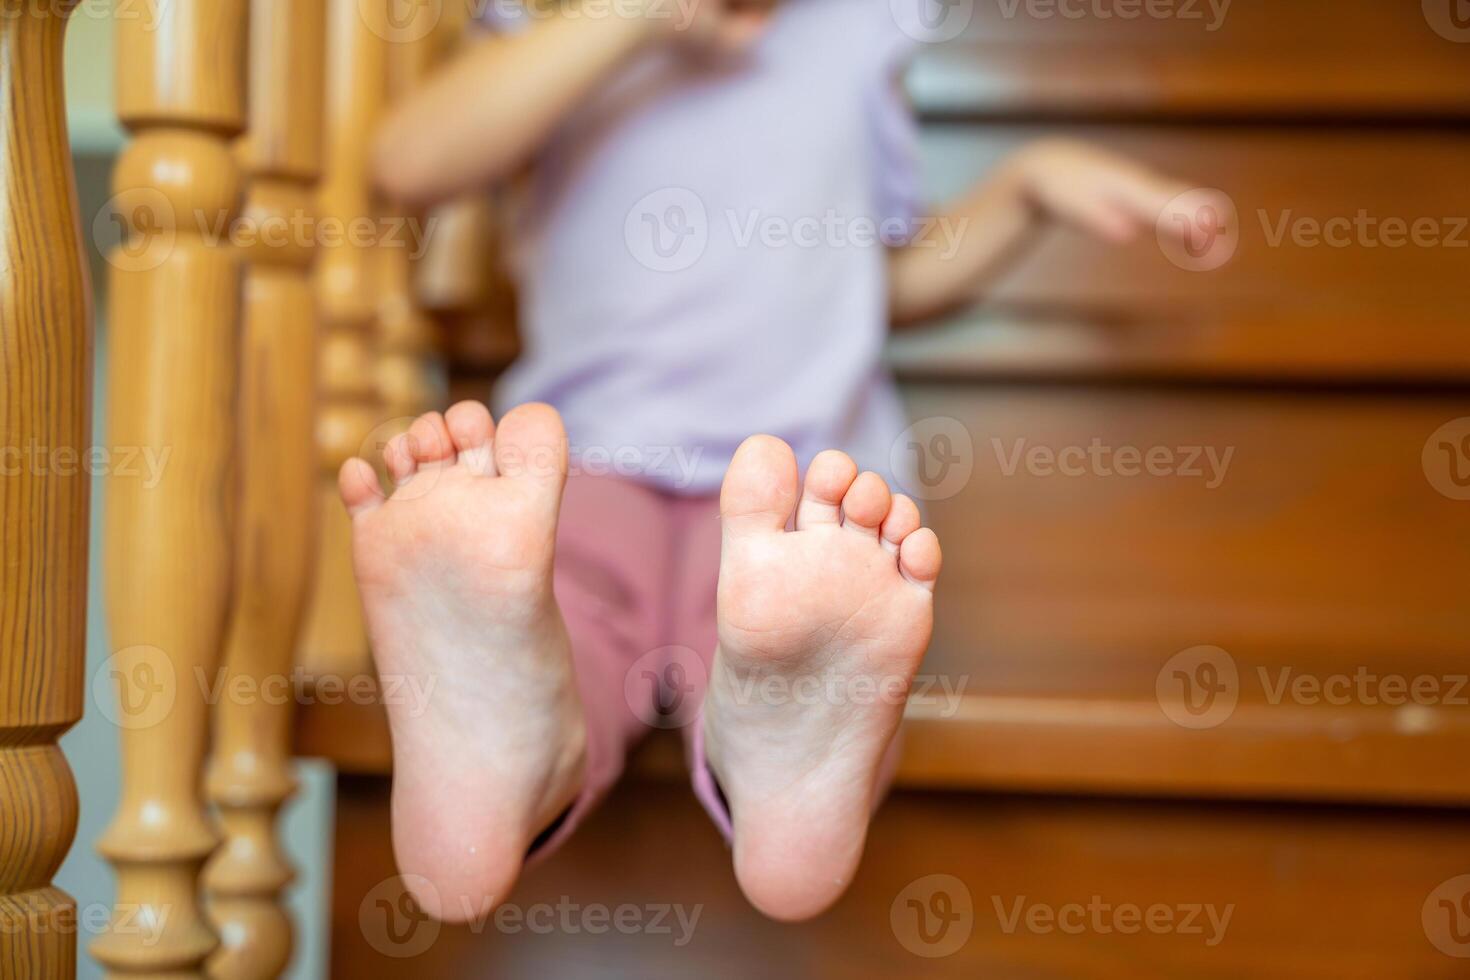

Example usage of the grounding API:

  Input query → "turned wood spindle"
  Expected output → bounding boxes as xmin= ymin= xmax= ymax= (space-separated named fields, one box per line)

xmin=298 ymin=0 xmax=390 ymax=684
xmin=94 ymin=2 xmax=248 ymax=976
xmin=377 ymin=0 xmax=449 ymax=433
xmin=201 ymin=2 xmax=327 ymax=978
xmin=0 ymin=4 xmax=92 ymax=977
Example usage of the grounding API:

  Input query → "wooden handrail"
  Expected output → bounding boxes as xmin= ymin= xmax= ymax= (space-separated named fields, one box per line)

xmin=201 ymin=2 xmax=327 ymax=977
xmin=0 ymin=5 xmax=92 ymax=977
xmin=94 ymin=1 xmax=249 ymax=975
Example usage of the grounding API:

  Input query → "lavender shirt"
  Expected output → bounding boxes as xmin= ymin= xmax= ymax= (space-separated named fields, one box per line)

xmin=485 ymin=0 xmax=923 ymax=494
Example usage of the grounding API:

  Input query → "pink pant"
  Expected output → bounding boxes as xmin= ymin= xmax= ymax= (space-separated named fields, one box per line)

xmin=531 ymin=472 xmax=901 ymax=860
xmin=531 ymin=474 xmax=732 ymax=858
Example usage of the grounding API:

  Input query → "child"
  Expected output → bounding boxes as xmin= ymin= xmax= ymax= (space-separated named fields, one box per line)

xmin=340 ymin=0 xmax=1196 ymax=924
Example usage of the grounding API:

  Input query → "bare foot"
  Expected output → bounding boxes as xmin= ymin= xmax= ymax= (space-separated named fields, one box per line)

xmin=338 ymin=401 xmax=585 ymax=922
xmin=704 ymin=436 xmax=942 ymax=922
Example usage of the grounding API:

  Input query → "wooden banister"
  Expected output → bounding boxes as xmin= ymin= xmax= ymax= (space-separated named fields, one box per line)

xmin=93 ymin=1 xmax=248 ymax=975
xmin=377 ymin=2 xmax=448 ymax=433
xmin=298 ymin=0 xmax=389 ymax=687
xmin=201 ymin=2 xmax=326 ymax=977
xmin=0 ymin=4 xmax=92 ymax=977
xmin=375 ymin=243 xmax=447 ymax=436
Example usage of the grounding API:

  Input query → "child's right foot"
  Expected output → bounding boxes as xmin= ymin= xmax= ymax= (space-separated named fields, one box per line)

xmin=338 ymin=401 xmax=586 ymax=922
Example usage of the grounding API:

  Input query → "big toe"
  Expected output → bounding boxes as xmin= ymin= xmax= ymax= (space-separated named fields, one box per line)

xmin=721 ymin=435 xmax=799 ymax=533
xmin=494 ymin=403 xmax=568 ymax=487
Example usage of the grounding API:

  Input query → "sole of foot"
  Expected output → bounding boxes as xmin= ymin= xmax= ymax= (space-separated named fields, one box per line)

xmin=704 ymin=435 xmax=942 ymax=922
xmin=338 ymin=401 xmax=587 ymax=922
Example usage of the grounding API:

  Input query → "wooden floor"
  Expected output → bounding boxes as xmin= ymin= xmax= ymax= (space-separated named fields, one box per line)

xmin=331 ymin=768 xmax=1470 ymax=979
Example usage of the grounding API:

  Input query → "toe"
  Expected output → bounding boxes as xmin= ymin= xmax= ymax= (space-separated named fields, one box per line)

xmin=899 ymin=527 xmax=943 ymax=590
xmin=880 ymin=493 xmax=921 ymax=555
xmin=840 ymin=472 xmax=891 ymax=536
xmin=405 ymin=411 xmax=455 ymax=468
xmin=445 ymin=400 xmax=496 ymax=476
xmin=721 ymin=435 xmax=799 ymax=533
xmin=796 ymin=450 xmax=858 ymax=529
xmin=338 ymin=458 xmax=383 ymax=517
xmin=384 ymin=432 xmax=417 ymax=484
xmin=494 ymin=402 xmax=568 ymax=486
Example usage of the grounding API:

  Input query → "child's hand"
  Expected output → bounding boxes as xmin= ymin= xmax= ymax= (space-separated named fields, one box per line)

xmin=640 ymin=0 xmax=778 ymax=56
xmin=1008 ymin=139 xmax=1205 ymax=246
xmin=890 ymin=138 xmax=1228 ymax=325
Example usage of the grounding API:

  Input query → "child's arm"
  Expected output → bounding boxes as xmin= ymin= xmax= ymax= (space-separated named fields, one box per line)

xmin=373 ymin=1 xmax=773 ymax=208
xmin=887 ymin=139 xmax=1197 ymax=328
xmin=373 ymin=12 xmax=653 ymax=207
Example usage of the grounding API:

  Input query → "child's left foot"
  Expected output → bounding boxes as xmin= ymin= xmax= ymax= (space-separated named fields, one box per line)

xmin=704 ymin=436 xmax=942 ymax=922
